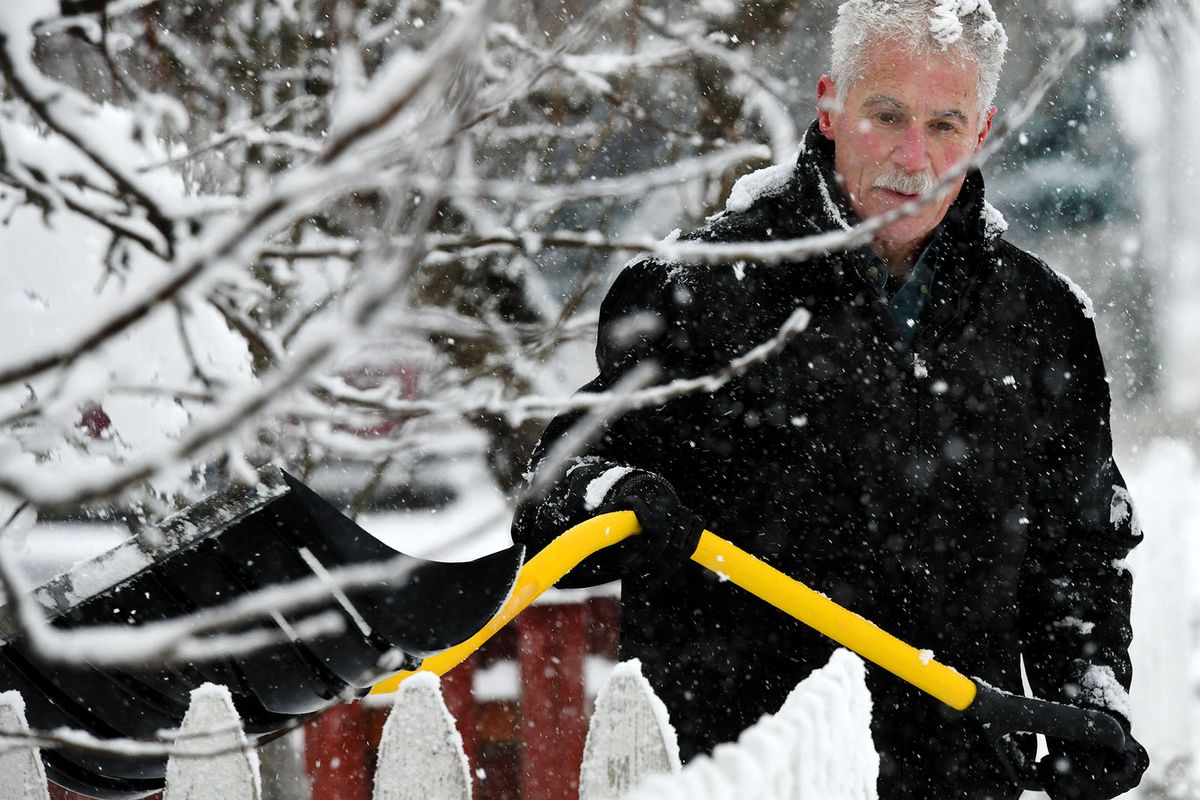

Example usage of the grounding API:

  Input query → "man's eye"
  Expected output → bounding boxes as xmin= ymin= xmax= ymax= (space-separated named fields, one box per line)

xmin=933 ymin=121 xmax=960 ymax=133
xmin=876 ymin=112 xmax=899 ymax=125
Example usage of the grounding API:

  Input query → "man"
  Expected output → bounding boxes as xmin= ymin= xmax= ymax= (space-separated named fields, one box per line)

xmin=512 ymin=1 xmax=1148 ymax=797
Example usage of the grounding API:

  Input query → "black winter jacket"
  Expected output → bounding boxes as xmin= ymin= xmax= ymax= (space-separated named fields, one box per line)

xmin=512 ymin=122 xmax=1142 ymax=799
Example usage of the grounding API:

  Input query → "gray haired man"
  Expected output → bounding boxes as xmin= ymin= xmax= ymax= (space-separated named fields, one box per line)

xmin=513 ymin=2 xmax=1148 ymax=797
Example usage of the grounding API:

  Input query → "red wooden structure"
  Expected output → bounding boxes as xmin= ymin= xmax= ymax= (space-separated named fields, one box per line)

xmin=303 ymin=594 xmax=619 ymax=800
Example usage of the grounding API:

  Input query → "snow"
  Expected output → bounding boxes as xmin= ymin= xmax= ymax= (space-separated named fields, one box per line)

xmin=817 ymin=172 xmax=852 ymax=231
xmin=473 ymin=659 xmax=520 ymax=701
xmin=1070 ymin=0 xmax=1119 ymax=24
xmin=0 ymin=193 xmax=254 ymax=503
xmin=724 ymin=162 xmax=793 ymax=214
xmin=329 ymin=50 xmax=430 ymax=145
xmin=928 ymin=3 xmax=967 ymax=49
xmin=1078 ymin=665 xmax=1132 ymax=721
xmin=621 ymin=649 xmax=877 ymax=800
xmin=0 ymin=7 xmax=191 ymax=221
xmin=584 ymin=466 xmax=635 ymax=512
xmin=1109 ymin=484 xmax=1142 ymax=537
xmin=697 ymin=0 xmax=737 ymax=19
xmin=0 ymin=524 xmax=144 ymax=640
xmin=1125 ymin=440 xmax=1200 ymax=788
xmin=0 ymin=513 xmax=119 ymax=586
xmin=163 ymin=683 xmax=261 ymax=800
xmin=927 ymin=1 xmax=1003 ymax=47
xmin=980 ymin=200 xmax=1008 ymax=238
xmin=1101 ymin=19 xmax=1200 ymax=413
xmin=0 ymin=690 xmax=49 ymax=800
xmin=373 ymin=672 xmax=472 ymax=800
xmin=1051 ymin=268 xmax=1096 ymax=320
xmin=912 ymin=354 xmax=929 ymax=379
xmin=746 ymin=90 xmax=800 ymax=164
xmin=51 ymin=538 xmax=152 ymax=612
xmin=774 ymin=649 xmax=877 ymax=799
xmin=1053 ymin=617 xmax=1096 ymax=635
xmin=579 ymin=659 xmax=680 ymax=800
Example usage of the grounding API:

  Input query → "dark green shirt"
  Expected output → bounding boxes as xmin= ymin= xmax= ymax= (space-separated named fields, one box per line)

xmin=859 ymin=233 xmax=940 ymax=343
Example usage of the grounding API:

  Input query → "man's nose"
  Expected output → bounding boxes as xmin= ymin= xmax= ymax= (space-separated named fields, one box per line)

xmin=892 ymin=124 xmax=931 ymax=173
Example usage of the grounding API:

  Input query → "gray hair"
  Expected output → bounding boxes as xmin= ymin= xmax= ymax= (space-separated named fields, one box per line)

xmin=830 ymin=0 xmax=1008 ymax=126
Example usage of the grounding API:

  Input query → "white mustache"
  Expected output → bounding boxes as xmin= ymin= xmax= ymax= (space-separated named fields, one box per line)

xmin=874 ymin=169 xmax=936 ymax=196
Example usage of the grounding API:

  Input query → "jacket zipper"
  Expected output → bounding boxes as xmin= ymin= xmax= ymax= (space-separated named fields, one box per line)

xmin=852 ymin=266 xmax=945 ymax=632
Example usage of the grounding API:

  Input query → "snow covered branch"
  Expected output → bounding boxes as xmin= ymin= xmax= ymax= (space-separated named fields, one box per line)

xmin=312 ymin=302 xmax=812 ymax=427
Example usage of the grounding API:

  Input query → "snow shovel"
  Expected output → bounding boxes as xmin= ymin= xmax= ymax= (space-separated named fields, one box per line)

xmin=371 ymin=510 xmax=1126 ymax=789
xmin=0 ymin=468 xmax=524 ymax=800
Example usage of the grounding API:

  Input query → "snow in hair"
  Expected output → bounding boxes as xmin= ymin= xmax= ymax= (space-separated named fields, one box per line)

xmin=831 ymin=0 xmax=1008 ymax=123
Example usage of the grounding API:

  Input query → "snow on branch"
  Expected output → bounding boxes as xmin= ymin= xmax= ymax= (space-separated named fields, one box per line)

xmin=0 ymin=711 xmax=277 ymax=762
xmin=316 ymin=303 xmax=813 ymax=428
xmin=0 ymin=9 xmax=478 ymax=391
xmin=0 ymin=214 xmax=430 ymax=510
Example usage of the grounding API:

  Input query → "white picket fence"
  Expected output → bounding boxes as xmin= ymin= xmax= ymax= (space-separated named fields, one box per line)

xmin=0 ymin=650 xmax=877 ymax=800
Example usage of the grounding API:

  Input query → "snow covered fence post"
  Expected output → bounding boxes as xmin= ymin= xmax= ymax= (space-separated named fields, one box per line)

xmin=617 ymin=649 xmax=878 ymax=800
xmin=163 ymin=684 xmax=261 ymax=800
xmin=372 ymin=672 xmax=472 ymax=800
xmin=0 ymin=691 xmax=49 ymax=800
xmin=773 ymin=649 xmax=878 ymax=799
xmin=578 ymin=659 xmax=680 ymax=800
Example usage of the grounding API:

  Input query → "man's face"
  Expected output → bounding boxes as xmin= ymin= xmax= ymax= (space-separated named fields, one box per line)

xmin=817 ymin=38 xmax=995 ymax=256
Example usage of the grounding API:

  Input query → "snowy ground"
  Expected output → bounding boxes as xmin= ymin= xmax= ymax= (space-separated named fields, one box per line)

xmin=1124 ymin=439 xmax=1200 ymax=794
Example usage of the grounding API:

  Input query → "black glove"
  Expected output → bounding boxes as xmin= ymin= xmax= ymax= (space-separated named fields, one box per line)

xmin=1037 ymin=729 xmax=1149 ymax=800
xmin=594 ymin=471 xmax=705 ymax=579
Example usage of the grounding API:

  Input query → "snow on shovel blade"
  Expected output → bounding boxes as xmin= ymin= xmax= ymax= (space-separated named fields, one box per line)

xmin=0 ymin=467 xmax=523 ymax=800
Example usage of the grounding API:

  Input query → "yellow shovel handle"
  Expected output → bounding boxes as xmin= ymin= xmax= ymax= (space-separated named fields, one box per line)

xmin=688 ymin=532 xmax=976 ymax=711
xmin=372 ymin=514 xmax=977 ymax=712
xmin=370 ymin=511 xmax=641 ymax=694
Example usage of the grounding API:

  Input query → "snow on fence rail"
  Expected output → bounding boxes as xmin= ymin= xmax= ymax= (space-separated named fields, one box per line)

xmin=621 ymin=649 xmax=878 ymax=800
xmin=0 ymin=650 xmax=875 ymax=800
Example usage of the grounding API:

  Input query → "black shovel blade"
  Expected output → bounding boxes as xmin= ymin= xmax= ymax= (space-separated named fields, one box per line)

xmin=0 ymin=468 xmax=523 ymax=800
xmin=278 ymin=471 xmax=523 ymax=655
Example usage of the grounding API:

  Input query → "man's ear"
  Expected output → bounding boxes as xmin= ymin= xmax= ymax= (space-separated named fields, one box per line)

xmin=817 ymin=75 xmax=838 ymax=139
xmin=976 ymin=106 xmax=997 ymax=149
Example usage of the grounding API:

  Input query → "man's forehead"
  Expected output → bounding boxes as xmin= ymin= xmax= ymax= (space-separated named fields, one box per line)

xmin=849 ymin=39 xmax=978 ymax=88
